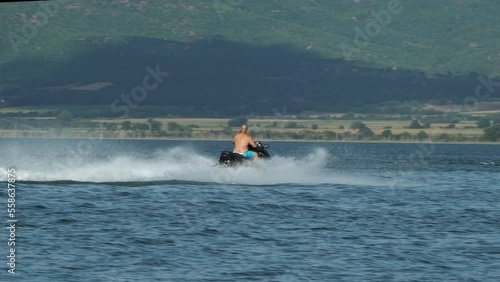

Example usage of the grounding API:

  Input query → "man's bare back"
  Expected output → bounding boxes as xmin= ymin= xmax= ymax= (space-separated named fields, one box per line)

xmin=232 ymin=124 xmax=258 ymax=159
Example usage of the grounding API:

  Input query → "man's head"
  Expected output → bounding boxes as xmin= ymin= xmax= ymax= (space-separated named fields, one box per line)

xmin=240 ymin=124 xmax=248 ymax=133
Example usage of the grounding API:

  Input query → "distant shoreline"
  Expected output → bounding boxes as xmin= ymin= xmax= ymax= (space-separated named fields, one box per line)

xmin=1 ymin=135 xmax=499 ymax=145
xmin=1 ymin=115 xmax=499 ymax=143
xmin=2 ymin=110 xmax=499 ymax=143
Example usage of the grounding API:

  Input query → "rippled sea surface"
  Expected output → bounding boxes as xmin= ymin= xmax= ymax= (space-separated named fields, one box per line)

xmin=1 ymin=138 xmax=499 ymax=281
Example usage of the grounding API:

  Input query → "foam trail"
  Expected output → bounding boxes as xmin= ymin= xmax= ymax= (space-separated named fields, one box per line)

xmin=0 ymin=147 xmax=390 ymax=186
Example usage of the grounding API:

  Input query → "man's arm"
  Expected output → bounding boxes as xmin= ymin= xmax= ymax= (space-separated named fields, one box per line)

xmin=248 ymin=135 xmax=258 ymax=148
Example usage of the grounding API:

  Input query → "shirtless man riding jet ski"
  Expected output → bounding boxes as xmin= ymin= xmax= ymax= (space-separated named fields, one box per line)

xmin=232 ymin=124 xmax=259 ymax=160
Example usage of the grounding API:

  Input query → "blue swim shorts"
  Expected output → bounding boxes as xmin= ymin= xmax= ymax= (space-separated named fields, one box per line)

xmin=236 ymin=151 xmax=255 ymax=159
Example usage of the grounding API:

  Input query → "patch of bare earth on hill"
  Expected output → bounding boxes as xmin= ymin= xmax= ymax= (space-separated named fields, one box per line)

xmin=424 ymin=102 xmax=500 ymax=113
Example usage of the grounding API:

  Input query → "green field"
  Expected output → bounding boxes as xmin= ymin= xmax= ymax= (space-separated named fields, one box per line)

xmin=1 ymin=114 xmax=497 ymax=142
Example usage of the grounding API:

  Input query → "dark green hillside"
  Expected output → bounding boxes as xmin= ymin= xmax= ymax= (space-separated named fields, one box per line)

xmin=1 ymin=0 xmax=499 ymax=115
xmin=1 ymin=38 xmax=480 ymax=115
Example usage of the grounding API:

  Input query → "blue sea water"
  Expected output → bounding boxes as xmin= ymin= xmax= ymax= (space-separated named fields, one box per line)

xmin=0 ymin=138 xmax=499 ymax=281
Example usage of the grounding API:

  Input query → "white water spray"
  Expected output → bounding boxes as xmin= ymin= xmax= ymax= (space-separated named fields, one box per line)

xmin=0 ymin=146 xmax=387 ymax=186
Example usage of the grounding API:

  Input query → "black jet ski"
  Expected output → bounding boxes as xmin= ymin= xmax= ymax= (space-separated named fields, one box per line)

xmin=218 ymin=141 xmax=271 ymax=167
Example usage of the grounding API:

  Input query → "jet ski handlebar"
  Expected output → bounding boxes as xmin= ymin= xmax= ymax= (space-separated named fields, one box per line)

xmin=255 ymin=141 xmax=269 ymax=149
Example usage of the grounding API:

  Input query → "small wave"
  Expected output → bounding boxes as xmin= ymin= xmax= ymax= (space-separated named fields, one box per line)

xmin=480 ymin=161 xmax=498 ymax=166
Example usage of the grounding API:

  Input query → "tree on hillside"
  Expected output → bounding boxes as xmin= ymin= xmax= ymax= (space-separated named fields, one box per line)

xmin=409 ymin=119 xmax=423 ymax=129
xmin=133 ymin=123 xmax=150 ymax=131
xmin=350 ymin=121 xmax=374 ymax=139
xmin=56 ymin=110 xmax=74 ymax=122
xmin=285 ymin=121 xmax=298 ymax=128
xmin=223 ymin=126 xmax=233 ymax=136
xmin=483 ymin=124 xmax=500 ymax=141
xmin=416 ymin=130 xmax=429 ymax=141
xmin=121 ymin=121 xmax=132 ymax=130
xmin=357 ymin=126 xmax=374 ymax=139
xmin=105 ymin=123 xmax=117 ymax=131
xmin=381 ymin=129 xmax=393 ymax=139
xmin=477 ymin=118 xmax=491 ymax=129
xmin=350 ymin=121 xmax=366 ymax=130
xmin=437 ymin=133 xmax=450 ymax=142
xmin=397 ymin=131 xmax=412 ymax=140
xmin=168 ymin=122 xmax=183 ymax=131
xmin=148 ymin=119 xmax=162 ymax=131
xmin=323 ymin=130 xmax=336 ymax=140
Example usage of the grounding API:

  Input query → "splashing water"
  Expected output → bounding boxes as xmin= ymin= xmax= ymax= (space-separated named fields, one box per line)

xmin=0 ymin=145 xmax=390 ymax=186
